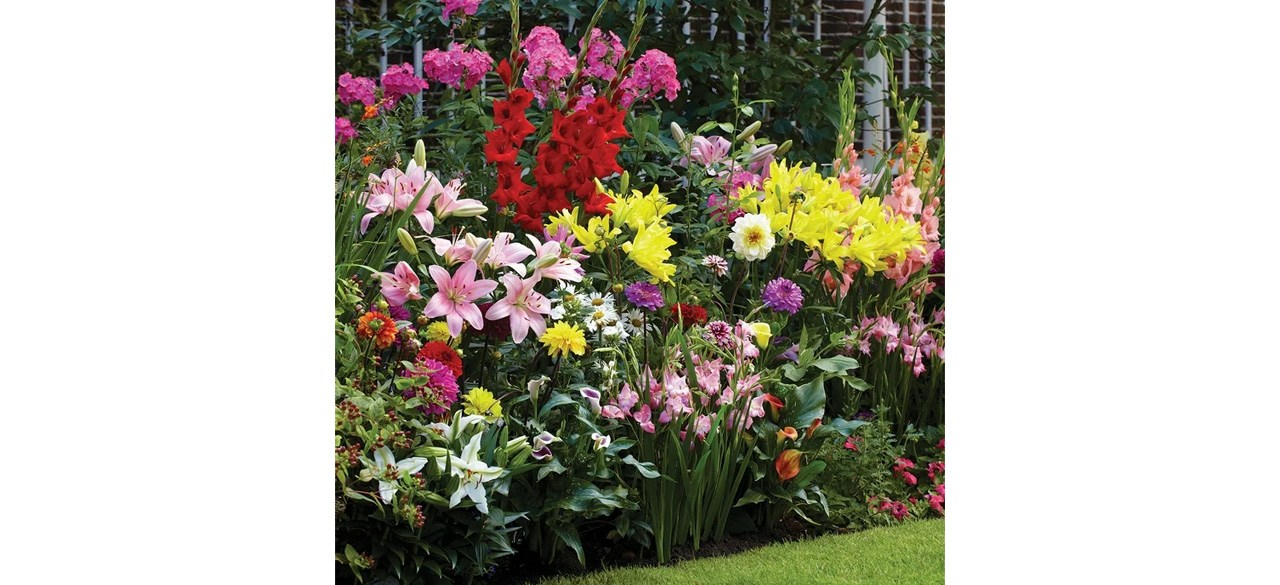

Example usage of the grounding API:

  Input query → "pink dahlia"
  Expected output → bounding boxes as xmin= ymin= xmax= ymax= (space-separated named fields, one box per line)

xmin=402 ymin=357 xmax=460 ymax=417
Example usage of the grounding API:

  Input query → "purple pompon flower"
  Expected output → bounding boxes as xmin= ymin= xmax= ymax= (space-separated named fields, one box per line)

xmin=703 ymin=320 xmax=734 ymax=348
xmin=387 ymin=303 xmax=411 ymax=321
xmin=624 ymin=281 xmax=664 ymax=311
xmin=931 ymin=248 xmax=945 ymax=274
xmin=761 ymin=277 xmax=804 ymax=315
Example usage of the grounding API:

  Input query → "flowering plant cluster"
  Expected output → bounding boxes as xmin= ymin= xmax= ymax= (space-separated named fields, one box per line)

xmin=335 ymin=2 xmax=943 ymax=582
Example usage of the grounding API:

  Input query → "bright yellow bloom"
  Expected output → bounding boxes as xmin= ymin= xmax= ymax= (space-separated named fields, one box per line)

xmin=748 ymin=322 xmax=772 ymax=348
xmin=540 ymin=321 xmax=587 ymax=358
xmin=425 ymin=321 xmax=453 ymax=343
xmin=546 ymin=207 xmax=619 ymax=253
xmin=605 ymin=181 xmax=676 ymax=230
xmin=621 ymin=221 xmax=677 ymax=283
xmin=462 ymin=387 xmax=503 ymax=423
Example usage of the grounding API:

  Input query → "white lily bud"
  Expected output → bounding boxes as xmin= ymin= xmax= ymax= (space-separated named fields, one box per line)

xmin=446 ymin=200 xmax=488 ymax=218
xmin=737 ymin=120 xmax=762 ymax=142
xmin=396 ymin=228 xmax=418 ymax=256
xmin=670 ymin=121 xmax=686 ymax=145
xmin=413 ymin=139 xmax=426 ymax=169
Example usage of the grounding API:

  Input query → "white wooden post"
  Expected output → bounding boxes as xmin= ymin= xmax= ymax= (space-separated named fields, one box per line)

xmin=901 ymin=0 xmax=911 ymax=89
xmin=413 ymin=13 xmax=423 ymax=117
xmin=814 ymin=2 xmax=822 ymax=42
xmin=379 ymin=0 xmax=388 ymax=75
xmin=862 ymin=0 xmax=888 ymax=153
xmin=710 ymin=10 xmax=718 ymax=40
xmin=682 ymin=1 xmax=691 ymax=43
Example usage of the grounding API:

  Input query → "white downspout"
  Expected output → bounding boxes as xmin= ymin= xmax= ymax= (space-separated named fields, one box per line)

xmin=861 ymin=0 xmax=888 ymax=154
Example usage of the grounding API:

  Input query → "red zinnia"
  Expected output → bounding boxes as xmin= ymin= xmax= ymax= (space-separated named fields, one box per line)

xmin=670 ymin=303 xmax=708 ymax=327
xmin=416 ymin=341 xmax=463 ymax=378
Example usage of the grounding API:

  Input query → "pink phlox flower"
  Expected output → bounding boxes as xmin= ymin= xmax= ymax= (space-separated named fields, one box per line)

xmin=378 ymin=261 xmax=424 ymax=306
xmin=423 ymin=260 xmax=499 ymax=337
xmin=337 ymin=73 xmax=378 ymax=106
xmin=483 ymin=271 xmax=550 ymax=344
xmin=520 ymin=26 xmax=574 ymax=107
xmin=422 ymin=43 xmax=493 ymax=90
xmin=336 ymin=117 xmax=358 ymax=144
xmin=617 ymin=49 xmax=680 ymax=108
xmin=579 ymin=28 xmax=625 ymax=81
xmin=442 ymin=0 xmax=481 ymax=23
xmin=381 ymin=63 xmax=424 ymax=104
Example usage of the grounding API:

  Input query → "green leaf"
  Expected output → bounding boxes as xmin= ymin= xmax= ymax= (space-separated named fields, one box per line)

xmin=734 ymin=489 xmax=768 ymax=507
xmin=812 ymin=356 xmax=860 ymax=374
xmin=622 ymin=454 xmax=662 ymax=479
xmin=552 ymin=524 xmax=586 ymax=566
xmin=828 ymin=417 xmax=868 ymax=436
xmin=538 ymin=391 xmax=576 ymax=418
xmin=785 ymin=378 xmax=826 ymax=429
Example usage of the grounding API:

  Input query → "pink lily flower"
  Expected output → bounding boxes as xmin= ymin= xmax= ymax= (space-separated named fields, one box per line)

xmin=359 ymin=161 xmax=441 ymax=234
xmin=377 ymin=261 xmax=423 ymax=306
xmin=483 ymin=272 xmax=550 ymax=344
xmin=429 ymin=232 xmax=486 ymax=266
xmin=433 ymin=178 xmax=489 ymax=220
xmin=483 ymin=232 xmax=534 ymax=272
xmin=525 ymin=234 xmax=584 ymax=283
xmin=423 ymin=260 xmax=498 ymax=337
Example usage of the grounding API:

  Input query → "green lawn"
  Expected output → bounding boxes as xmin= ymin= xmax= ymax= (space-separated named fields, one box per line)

xmin=537 ymin=520 xmax=944 ymax=585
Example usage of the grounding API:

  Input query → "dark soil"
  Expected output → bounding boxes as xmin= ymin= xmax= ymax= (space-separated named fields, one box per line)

xmin=483 ymin=517 xmax=828 ymax=584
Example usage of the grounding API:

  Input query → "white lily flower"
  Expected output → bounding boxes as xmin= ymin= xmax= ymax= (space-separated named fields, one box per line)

xmin=372 ymin=446 xmax=429 ymax=504
xmin=426 ymin=414 xmax=487 ymax=444
xmin=439 ymin=433 xmax=504 ymax=514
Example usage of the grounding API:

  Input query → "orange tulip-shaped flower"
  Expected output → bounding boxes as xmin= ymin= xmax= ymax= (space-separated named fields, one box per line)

xmin=775 ymin=449 xmax=802 ymax=482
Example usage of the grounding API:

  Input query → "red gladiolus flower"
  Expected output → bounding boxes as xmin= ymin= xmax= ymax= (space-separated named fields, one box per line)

xmin=496 ymin=58 xmax=513 ymax=87
xmin=775 ymin=449 xmax=802 ymax=482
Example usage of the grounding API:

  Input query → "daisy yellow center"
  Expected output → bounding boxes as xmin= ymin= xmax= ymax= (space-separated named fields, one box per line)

xmin=745 ymin=227 xmax=765 ymax=245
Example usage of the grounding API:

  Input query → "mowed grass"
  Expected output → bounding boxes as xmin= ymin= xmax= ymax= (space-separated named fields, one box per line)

xmin=536 ymin=519 xmax=944 ymax=585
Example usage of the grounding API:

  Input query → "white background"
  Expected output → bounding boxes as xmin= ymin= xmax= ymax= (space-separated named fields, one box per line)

xmin=2 ymin=1 xmax=1278 ymax=582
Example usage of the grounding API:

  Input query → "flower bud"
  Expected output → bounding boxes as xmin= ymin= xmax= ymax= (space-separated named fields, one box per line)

xmin=396 ymin=228 xmax=418 ymax=256
xmin=744 ymin=143 xmax=778 ymax=164
xmin=413 ymin=139 xmax=426 ymax=169
xmin=737 ymin=120 xmax=762 ymax=142
xmin=776 ymin=140 xmax=793 ymax=157
xmin=447 ymin=200 xmax=488 ymax=218
xmin=413 ymin=446 xmax=449 ymax=458
xmin=619 ymin=171 xmax=630 ymax=196
xmin=670 ymin=122 xmax=686 ymax=145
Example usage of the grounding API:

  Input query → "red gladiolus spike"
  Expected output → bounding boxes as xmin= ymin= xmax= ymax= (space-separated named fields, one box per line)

xmin=496 ymin=59 xmax=512 ymax=87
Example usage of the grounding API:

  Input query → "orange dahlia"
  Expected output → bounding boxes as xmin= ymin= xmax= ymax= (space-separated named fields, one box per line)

xmin=357 ymin=311 xmax=398 ymax=349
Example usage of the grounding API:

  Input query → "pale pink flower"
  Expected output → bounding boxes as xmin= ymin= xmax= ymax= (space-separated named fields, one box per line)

xmin=429 ymin=232 xmax=477 ymax=266
xmin=432 ymin=178 xmax=488 ymax=220
xmin=484 ymin=272 xmax=550 ymax=344
xmin=526 ymin=234 xmax=584 ymax=283
xmin=359 ymin=161 xmax=441 ymax=234
xmin=634 ymin=403 xmax=655 ymax=434
xmin=686 ymin=135 xmax=731 ymax=168
xmin=692 ymin=414 xmax=712 ymax=440
xmin=601 ymin=405 xmax=627 ymax=419
xmin=885 ymin=169 xmax=922 ymax=217
xmin=617 ymin=383 xmax=639 ymax=411
xmin=423 ymin=260 xmax=498 ymax=337
xmin=378 ymin=261 xmax=423 ymax=306
xmin=701 ymin=254 xmax=729 ymax=277
xmin=482 ymin=232 xmax=534 ymax=271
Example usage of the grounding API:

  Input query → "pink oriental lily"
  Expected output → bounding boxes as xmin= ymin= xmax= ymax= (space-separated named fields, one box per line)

xmin=378 ymin=261 xmax=423 ymax=306
xmin=483 ymin=272 xmax=551 ymax=344
xmin=359 ymin=161 xmax=442 ymax=234
xmin=423 ymin=260 xmax=498 ymax=337
xmin=433 ymin=178 xmax=489 ymax=219
xmin=526 ymin=234 xmax=584 ymax=283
